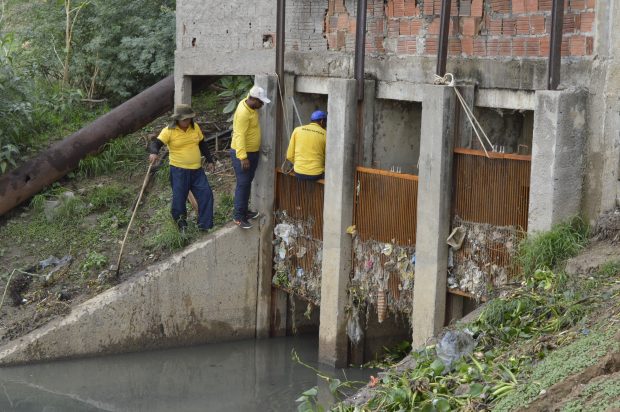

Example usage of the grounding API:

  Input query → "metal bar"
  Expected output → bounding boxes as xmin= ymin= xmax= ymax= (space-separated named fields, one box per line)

xmin=354 ymin=0 xmax=368 ymax=101
xmin=275 ymin=0 xmax=286 ymax=162
xmin=436 ymin=0 xmax=452 ymax=76
xmin=548 ymin=0 xmax=564 ymax=90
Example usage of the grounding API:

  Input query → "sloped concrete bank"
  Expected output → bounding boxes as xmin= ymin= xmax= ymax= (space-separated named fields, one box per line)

xmin=0 ymin=224 xmax=260 ymax=366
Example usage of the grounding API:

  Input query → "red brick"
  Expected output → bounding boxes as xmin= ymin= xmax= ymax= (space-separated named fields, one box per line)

xmin=423 ymin=0 xmax=434 ymax=15
xmin=513 ymin=38 xmax=527 ymax=56
xmin=349 ymin=19 xmax=357 ymax=33
xmin=530 ymin=15 xmax=546 ymax=34
xmin=503 ymin=18 xmax=517 ymax=36
xmin=514 ymin=38 xmax=541 ymax=56
xmin=487 ymin=38 xmax=500 ymax=56
xmin=375 ymin=36 xmax=385 ymax=52
xmin=425 ymin=36 xmax=439 ymax=54
xmin=490 ymin=0 xmax=511 ymax=13
xmin=580 ymin=12 xmax=595 ymax=32
xmin=516 ymin=16 xmax=530 ymax=34
xmin=393 ymin=0 xmax=405 ymax=17
xmin=334 ymin=1 xmax=346 ymax=13
xmin=586 ymin=36 xmax=593 ymax=54
xmin=569 ymin=0 xmax=586 ymax=11
xmin=460 ymin=0 xmax=472 ymax=16
xmin=586 ymin=0 xmax=596 ymax=8
xmin=538 ymin=0 xmax=552 ymax=10
xmin=474 ymin=38 xmax=487 ymax=56
xmin=399 ymin=19 xmax=411 ymax=35
xmin=462 ymin=17 xmax=479 ymax=36
xmin=404 ymin=0 xmax=419 ymax=16
xmin=448 ymin=38 xmax=462 ymax=56
xmin=563 ymin=14 xmax=580 ymax=34
xmin=449 ymin=16 xmax=459 ymax=35
xmin=471 ymin=0 xmax=484 ymax=16
xmin=428 ymin=18 xmax=441 ymax=35
xmin=337 ymin=14 xmax=349 ymax=30
xmin=569 ymin=35 xmax=587 ymax=56
xmin=388 ymin=19 xmax=400 ymax=36
xmin=434 ymin=0 xmax=443 ymax=15
xmin=499 ymin=39 xmax=512 ymax=56
xmin=526 ymin=0 xmax=538 ymax=12
xmin=386 ymin=0 xmax=394 ymax=17
xmin=451 ymin=0 xmax=459 ymax=16
xmin=539 ymin=37 xmax=550 ymax=56
xmin=561 ymin=37 xmax=570 ymax=57
xmin=462 ymin=36 xmax=474 ymax=55
xmin=375 ymin=18 xmax=385 ymax=34
xmin=513 ymin=0 xmax=527 ymax=13
xmin=411 ymin=19 xmax=423 ymax=35
xmin=487 ymin=17 xmax=503 ymax=35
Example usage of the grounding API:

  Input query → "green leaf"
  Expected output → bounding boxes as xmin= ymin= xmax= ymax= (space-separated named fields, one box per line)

xmin=430 ymin=359 xmax=445 ymax=375
xmin=301 ymin=387 xmax=318 ymax=397
xmin=223 ymin=99 xmax=237 ymax=114
xmin=435 ymin=399 xmax=451 ymax=412
xmin=328 ymin=378 xmax=342 ymax=395
xmin=468 ymin=383 xmax=484 ymax=397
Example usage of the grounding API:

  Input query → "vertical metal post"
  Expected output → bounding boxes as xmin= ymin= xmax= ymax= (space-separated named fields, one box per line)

xmin=436 ymin=0 xmax=452 ymax=76
xmin=354 ymin=0 xmax=368 ymax=166
xmin=276 ymin=0 xmax=285 ymax=162
xmin=547 ymin=0 xmax=564 ymax=90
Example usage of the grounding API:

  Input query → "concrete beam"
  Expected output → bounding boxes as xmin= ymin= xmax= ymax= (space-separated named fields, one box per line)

xmin=376 ymin=81 xmax=424 ymax=102
xmin=252 ymin=74 xmax=278 ymax=338
xmin=412 ymin=85 xmax=456 ymax=347
xmin=475 ymin=89 xmax=536 ymax=111
xmin=318 ymin=78 xmax=357 ymax=367
xmin=528 ymin=89 xmax=587 ymax=232
xmin=295 ymin=76 xmax=329 ymax=95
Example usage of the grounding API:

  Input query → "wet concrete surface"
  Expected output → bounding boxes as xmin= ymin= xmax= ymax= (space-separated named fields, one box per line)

xmin=0 ymin=336 xmax=373 ymax=411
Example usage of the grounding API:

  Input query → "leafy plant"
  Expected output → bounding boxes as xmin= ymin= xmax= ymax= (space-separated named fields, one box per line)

xmin=89 ymin=184 xmax=130 ymax=209
xmin=0 ymin=143 xmax=19 ymax=173
xmin=217 ymin=76 xmax=253 ymax=117
xmin=81 ymin=251 xmax=107 ymax=272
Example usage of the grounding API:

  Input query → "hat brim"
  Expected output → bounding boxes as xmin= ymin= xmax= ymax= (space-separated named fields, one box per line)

xmin=173 ymin=112 xmax=196 ymax=120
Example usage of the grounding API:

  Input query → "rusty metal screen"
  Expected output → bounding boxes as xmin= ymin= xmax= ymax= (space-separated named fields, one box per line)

xmin=275 ymin=170 xmax=324 ymax=240
xmin=452 ymin=148 xmax=531 ymax=230
xmin=354 ymin=167 xmax=419 ymax=246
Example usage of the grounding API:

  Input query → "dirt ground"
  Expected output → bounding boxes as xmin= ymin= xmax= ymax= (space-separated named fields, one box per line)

xmin=0 ymin=104 xmax=238 ymax=346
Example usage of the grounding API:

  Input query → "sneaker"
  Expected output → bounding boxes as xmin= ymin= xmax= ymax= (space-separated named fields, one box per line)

xmin=177 ymin=218 xmax=188 ymax=234
xmin=246 ymin=210 xmax=260 ymax=220
xmin=234 ymin=219 xmax=252 ymax=229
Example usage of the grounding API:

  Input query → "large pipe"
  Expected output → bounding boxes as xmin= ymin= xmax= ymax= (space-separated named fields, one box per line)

xmin=0 ymin=76 xmax=177 ymax=216
xmin=436 ymin=0 xmax=452 ymax=76
xmin=355 ymin=0 xmax=368 ymax=166
xmin=547 ymin=0 xmax=564 ymax=90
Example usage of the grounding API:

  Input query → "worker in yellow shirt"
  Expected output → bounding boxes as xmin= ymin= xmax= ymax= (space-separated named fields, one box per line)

xmin=286 ymin=110 xmax=327 ymax=181
xmin=230 ymin=85 xmax=271 ymax=229
xmin=148 ymin=104 xmax=215 ymax=233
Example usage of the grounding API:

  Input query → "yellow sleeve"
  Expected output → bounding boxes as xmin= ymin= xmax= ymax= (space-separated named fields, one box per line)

xmin=286 ymin=131 xmax=296 ymax=164
xmin=196 ymin=123 xmax=204 ymax=141
xmin=233 ymin=108 xmax=249 ymax=160
xmin=157 ymin=127 xmax=171 ymax=145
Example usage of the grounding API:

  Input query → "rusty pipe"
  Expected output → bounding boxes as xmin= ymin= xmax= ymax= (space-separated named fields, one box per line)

xmin=547 ymin=0 xmax=564 ymax=90
xmin=436 ymin=0 xmax=452 ymax=76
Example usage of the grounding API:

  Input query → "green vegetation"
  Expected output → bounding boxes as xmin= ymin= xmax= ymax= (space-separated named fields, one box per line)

xmin=319 ymin=218 xmax=619 ymax=412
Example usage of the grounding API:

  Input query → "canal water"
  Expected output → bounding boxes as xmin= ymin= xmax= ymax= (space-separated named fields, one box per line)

xmin=0 ymin=336 xmax=373 ymax=411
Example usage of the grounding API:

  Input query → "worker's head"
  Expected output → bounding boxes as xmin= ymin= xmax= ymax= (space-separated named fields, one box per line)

xmin=310 ymin=110 xmax=327 ymax=128
xmin=247 ymin=85 xmax=271 ymax=109
xmin=171 ymin=104 xmax=196 ymax=129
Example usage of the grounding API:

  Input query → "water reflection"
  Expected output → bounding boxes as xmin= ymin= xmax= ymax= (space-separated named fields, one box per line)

xmin=0 ymin=336 xmax=372 ymax=412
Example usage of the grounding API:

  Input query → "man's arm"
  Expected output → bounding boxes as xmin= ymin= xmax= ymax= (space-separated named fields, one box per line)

xmin=198 ymin=139 xmax=214 ymax=164
xmin=286 ymin=132 xmax=296 ymax=165
xmin=148 ymin=137 xmax=164 ymax=164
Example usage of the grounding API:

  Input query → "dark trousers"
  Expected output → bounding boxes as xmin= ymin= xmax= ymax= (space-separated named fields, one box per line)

xmin=170 ymin=165 xmax=214 ymax=230
xmin=230 ymin=150 xmax=259 ymax=221
xmin=295 ymin=171 xmax=324 ymax=181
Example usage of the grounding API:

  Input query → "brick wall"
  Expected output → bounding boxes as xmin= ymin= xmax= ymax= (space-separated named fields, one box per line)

xmin=324 ymin=0 xmax=595 ymax=58
xmin=286 ymin=0 xmax=330 ymax=51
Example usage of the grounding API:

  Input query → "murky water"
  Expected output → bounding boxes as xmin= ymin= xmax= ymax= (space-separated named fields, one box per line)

xmin=0 ymin=336 xmax=373 ymax=412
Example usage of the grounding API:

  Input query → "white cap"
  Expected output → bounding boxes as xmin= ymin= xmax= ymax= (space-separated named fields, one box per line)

xmin=249 ymin=85 xmax=271 ymax=104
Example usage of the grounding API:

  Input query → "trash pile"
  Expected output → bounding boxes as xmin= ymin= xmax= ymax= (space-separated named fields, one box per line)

xmin=272 ymin=211 xmax=323 ymax=305
xmin=349 ymin=238 xmax=416 ymax=325
xmin=448 ymin=217 xmax=524 ymax=300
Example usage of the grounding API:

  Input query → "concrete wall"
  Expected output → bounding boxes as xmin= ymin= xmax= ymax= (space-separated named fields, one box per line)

xmin=0 ymin=225 xmax=261 ymax=365
xmin=372 ymin=99 xmax=422 ymax=173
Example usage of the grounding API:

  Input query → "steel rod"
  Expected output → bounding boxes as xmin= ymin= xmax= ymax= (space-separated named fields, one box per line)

xmin=436 ymin=0 xmax=452 ymax=76
xmin=548 ymin=0 xmax=565 ymax=90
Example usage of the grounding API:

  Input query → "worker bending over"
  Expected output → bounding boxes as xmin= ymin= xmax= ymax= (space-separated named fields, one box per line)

xmin=286 ymin=110 xmax=327 ymax=181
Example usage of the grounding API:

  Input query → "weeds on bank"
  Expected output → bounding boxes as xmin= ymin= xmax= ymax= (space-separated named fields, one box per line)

xmin=315 ymin=218 xmax=612 ymax=412
xmin=78 ymin=135 xmax=145 ymax=177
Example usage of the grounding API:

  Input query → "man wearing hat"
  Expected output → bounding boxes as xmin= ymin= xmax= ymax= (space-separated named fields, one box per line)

xmin=148 ymin=104 xmax=215 ymax=233
xmin=286 ymin=110 xmax=327 ymax=181
xmin=230 ymin=85 xmax=271 ymax=229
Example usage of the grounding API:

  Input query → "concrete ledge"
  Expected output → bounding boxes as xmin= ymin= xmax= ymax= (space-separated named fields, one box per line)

xmin=0 ymin=224 xmax=260 ymax=366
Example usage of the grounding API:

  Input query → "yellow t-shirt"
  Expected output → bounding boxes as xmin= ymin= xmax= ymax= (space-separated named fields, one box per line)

xmin=286 ymin=122 xmax=326 ymax=176
xmin=231 ymin=99 xmax=261 ymax=160
xmin=157 ymin=123 xmax=204 ymax=169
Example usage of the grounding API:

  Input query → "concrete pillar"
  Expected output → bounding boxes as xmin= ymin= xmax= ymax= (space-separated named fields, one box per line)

xmin=412 ymin=85 xmax=456 ymax=348
xmin=528 ymin=90 xmax=587 ymax=232
xmin=318 ymin=79 xmax=357 ymax=367
xmin=281 ymin=73 xmax=296 ymax=166
xmin=174 ymin=73 xmax=192 ymax=106
xmin=362 ymin=80 xmax=376 ymax=167
xmin=252 ymin=74 xmax=278 ymax=338
xmin=455 ymin=85 xmax=475 ymax=149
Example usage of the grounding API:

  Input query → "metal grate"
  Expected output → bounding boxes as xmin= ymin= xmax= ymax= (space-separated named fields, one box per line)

xmin=275 ymin=170 xmax=324 ymax=240
xmin=354 ymin=167 xmax=419 ymax=247
xmin=452 ymin=148 xmax=531 ymax=231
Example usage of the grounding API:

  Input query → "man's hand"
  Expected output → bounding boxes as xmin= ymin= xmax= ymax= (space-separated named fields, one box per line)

xmin=241 ymin=158 xmax=250 ymax=170
xmin=149 ymin=154 xmax=158 ymax=164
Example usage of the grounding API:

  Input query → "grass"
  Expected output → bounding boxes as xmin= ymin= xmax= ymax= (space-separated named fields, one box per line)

xmin=78 ymin=134 xmax=146 ymax=178
xmin=518 ymin=216 xmax=589 ymax=275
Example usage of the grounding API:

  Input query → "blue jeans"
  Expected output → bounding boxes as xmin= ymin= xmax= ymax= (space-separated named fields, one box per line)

xmin=295 ymin=171 xmax=324 ymax=181
xmin=230 ymin=150 xmax=259 ymax=221
xmin=169 ymin=166 xmax=214 ymax=230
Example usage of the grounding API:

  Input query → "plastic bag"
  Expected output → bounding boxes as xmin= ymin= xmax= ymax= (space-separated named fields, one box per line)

xmin=346 ymin=307 xmax=364 ymax=345
xmin=435 ymin=329 xmax=475 ymax=370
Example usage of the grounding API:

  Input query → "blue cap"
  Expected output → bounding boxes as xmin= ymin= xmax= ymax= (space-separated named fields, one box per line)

xmin=310 ymin=110 xmax=327 ymax=122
